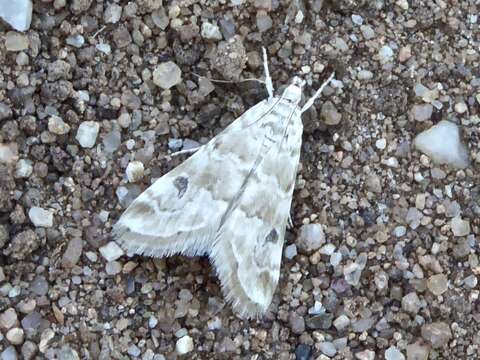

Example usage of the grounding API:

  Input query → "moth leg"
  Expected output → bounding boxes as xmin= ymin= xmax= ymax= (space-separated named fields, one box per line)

xmin=262 ymin=47 xmax=274 ymax=99
xmin=287 ymin=215 xmax=293 ymax=229
xmin=170 ymin=146 xmax=202 ymax=157
xmin=301 ymin=72 xmax=335 ymax=113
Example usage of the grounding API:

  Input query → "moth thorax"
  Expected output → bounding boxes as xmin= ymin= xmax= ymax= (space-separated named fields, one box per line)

xmin=282 ymin=84 xmax=302 ymax=103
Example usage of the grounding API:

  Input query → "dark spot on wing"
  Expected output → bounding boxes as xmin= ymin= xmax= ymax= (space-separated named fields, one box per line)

xmin=173 ymin=176 xmax=188 ymax=198
xmin=125 ymin=202 xmax=155 ymax=217
xmin=259 ymin=271 xmax=271 ymax=291
xmin=265 ymin=228 xmax=279 ymax=243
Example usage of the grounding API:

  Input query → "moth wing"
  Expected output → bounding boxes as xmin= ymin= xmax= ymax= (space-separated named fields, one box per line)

xmin=210 ymin=107 xmax=304 ymax=318
xmin=113 ymin=99 xmax=275 ymax=258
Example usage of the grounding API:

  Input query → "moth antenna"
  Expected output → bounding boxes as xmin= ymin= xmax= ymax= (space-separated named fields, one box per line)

xmin=301 ymin=72 xmax=335 ymax=113
xmin=192 ymin=72 xmax=265 ymax=85
xmin=262 ymin=47 xmax=274 ymax=99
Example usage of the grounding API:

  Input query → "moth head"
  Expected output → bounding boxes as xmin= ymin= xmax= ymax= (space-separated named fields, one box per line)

xmin=282 ymin=76 xmax=305 ymax=104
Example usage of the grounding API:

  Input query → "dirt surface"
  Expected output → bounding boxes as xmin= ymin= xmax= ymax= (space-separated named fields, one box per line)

xmin=0 ymin=0 xmax=479 ymax=359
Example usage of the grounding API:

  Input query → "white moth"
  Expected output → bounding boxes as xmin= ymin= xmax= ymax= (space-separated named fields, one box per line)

xmin=113 ymin=48 xmax=334 ymax=318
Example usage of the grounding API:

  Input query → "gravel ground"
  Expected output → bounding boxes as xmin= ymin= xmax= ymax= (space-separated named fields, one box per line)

xmin=1 ymin=0 xmax=480 ymax=359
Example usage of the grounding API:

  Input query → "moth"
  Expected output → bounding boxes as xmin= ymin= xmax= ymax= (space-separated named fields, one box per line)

xmin=113 ymin=48 xmax=334 ymax=318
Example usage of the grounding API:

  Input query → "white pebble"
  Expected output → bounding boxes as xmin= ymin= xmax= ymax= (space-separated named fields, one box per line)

xmin=153 ymin=61 xmax=182 ymax=90
xmin=0 ymin=0 xmax=32 ymax=32
xmin=15 ymin=159 xmax=32 ymax=178
xmin=414 ymin=120 xmax=469 ymax=169
xmin=351 ymin=14 xmax=363 ymax=25
xmin=96 ymin=43 xmax=111 ymax=55
xmin=126 ymin=161 xmax=145 ymax=183
xmin=284 ymin=244 xmax=297 ymax=260
xmin=76 ymin=121 xmax=100 ymax=148
xmin=451 ymin=216 xmax=470 ymax=237
xmin=175 ymin=335 xmax=194 ymax=355
xmin=375 ymin=138 xmax=386 ymax=150
xmin=28 ymin=207 xmax=53 ymax=227
xmin=201 ymin=22 xmax=222 ymax=40
xmin=357 ymin=70 xmax=373 ymax=81
xmin=454 ymin=102 xmax=468 ymax=114
xmin=99 ymin=241 xmax=124 ymax=262
xmin=48 ymin=115 xmax=70 ymax=135
xmin=379 ymin=45 xmax=394 ymax=62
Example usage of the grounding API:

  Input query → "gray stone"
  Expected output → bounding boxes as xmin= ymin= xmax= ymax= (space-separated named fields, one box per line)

xmin=20 ymin=312 xmax=42 ymax=330
xmin=319 ymin=342 xmax=336 ymax=357
xmin=99 ymin=241 xmax=124 ymax=262
xmin=212 ymin=36 xmax=247 ymax=81
xmin=421 ymin=322 xmax=452 ymax=348
xmin=153 ymin=62 xmax=182 ymax=89
xmin=284 ymin=244 xmax=297 ymax=259
xmin=297 ymin=224 xmax=325 ymax=252
xmin=427 ymin=274 xmax=448 ymax=296
xmin=76 ymin=121 xmax=100 ymax=148
xmin=66 ymin=35 xmax=84 ymax=48
xmin=201 ymin=22 xmax=222 ymax=40
xmin=0 ymin=308 xmax=18 ymax=330
xmin=0 ymin=0 xmax=32 ymax=31
xmin=6 ymin=327 xmax=24 ymax=345
xmin=360 ymin=25 xmax=375 ymax=39
xmin=0 ymin=103 xmax=12 ymax=121
xmin=28 ymin=207 xmax=53 ymax=227
xmin=406 ymin=342 xmax=430 ymax=360
xmin=379 ymin=45 xmax=394 ymax=62
xmin=103 ymin=131 xmax=122 ymax=152
xmin=357 ymin=70 xmax=373 ymax=81
xmin=451 ymin=216 xmax=470 ymax=236
xmin=15 ymin=159 xmax=33 ymax=178
xmin=62 ymin=237 xmax=83 ymax=268
xmin=352 ymin=317 xmax=375 ymax=332
xmin=31 ymin=276 xmax=48 ymax=296
xmin=412 ymin=104 xmax=433 ymax=122
xmin=47 ymin=60 xmax=71 ymax=81
xmin=289 ymin=312 xmax=305 ymax=334
xmin=112 ymin=26 xmax=132 ymax=48
xmin=4 ymin=32 xmax=29 ymax=51
xmin=104 ymin=3 xmax=122 ymax=23
xmin=175 ymin=335 xmax=193 ymax=354
xmin=127 ymin=345 xmax=141 ymax=357
xmin=385 ymin=346 xmax=405 ymax=360
xmin=333 ymin=314 xmax=350 ymax=331
xmin=1 ymin=346 xmax=18 ymax=360
xmin=126 ymin=161 xmax=144 ymax=182
xmin=70 ymin=0 xmax=93 ymax=14
xmin=48 ymin=115 xmax=70 ymax=135
xmin=256 ymin=11 xmax=273 ymax=32
xmin=105 ymin=261 xmax=122 ymax=275
xmin=6 ymin=229 xmax=39 ymax=260
xmin=414 ymin=120 xmax=469 ymax=169
xmin=21 ymin=341 xmax=38 ymax=360
xmin=402 ymin=292 xmax=421 ymax=315
xmin=355 ymin=349 xmax=375 ymax=360
xmin=321 ymin=101 xmax=342 ymax=125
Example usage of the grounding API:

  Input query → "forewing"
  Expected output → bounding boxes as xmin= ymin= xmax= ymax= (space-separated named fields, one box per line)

xmin=210 ymin=104 xmax=304 ymax=318
xmin=113 ymin=99 xmax=276 ymax=258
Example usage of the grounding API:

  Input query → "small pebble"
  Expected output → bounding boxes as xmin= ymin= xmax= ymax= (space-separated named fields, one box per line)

xmin=421 ymin=322 xmax=452 ymax=348
xmin=297 ymin=224 xmax=325 ymax=252
xmin=175 ymin=335 xmax=194 ymax=355
xmin=385 ymin=346 xmax=405 ymax=360
xmin=126 ymin=161 xmax=145 ymax=183
xmin=153 ymin=62 xmax=182 ymax=89
xmin=201 ymin=22 xmax=222 ymax=40
xmin=28 ymin=207 xmax=53 ymax=227
xmin=99 ymin=242 xmax=124 ymax=262
xmin=76 ymin=121 xmax=100 ymax=148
